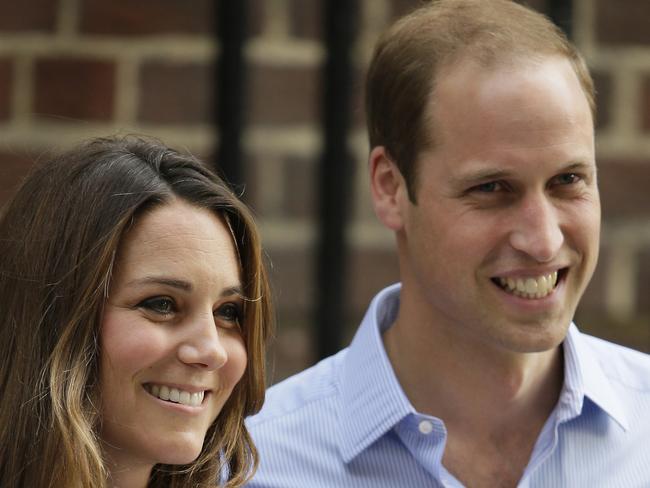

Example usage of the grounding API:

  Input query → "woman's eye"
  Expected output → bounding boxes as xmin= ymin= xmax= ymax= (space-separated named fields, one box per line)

xmin=138 ymin=296 xmax=176 ymax=316
xmin=215 ymin=303 xmax=242 ymax=326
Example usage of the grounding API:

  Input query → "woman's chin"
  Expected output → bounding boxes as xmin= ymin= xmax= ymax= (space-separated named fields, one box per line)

xmin=157 ymin=453 xmax=202 ymax=468
xmin=153 ymin=438 xmax=205 ymax=466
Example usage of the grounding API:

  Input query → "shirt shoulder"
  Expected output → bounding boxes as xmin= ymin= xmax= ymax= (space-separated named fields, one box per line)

xmin=247 ymin=347 xmax=347 ymax=428
xmin=582 ymin=334 xmax=650 ymax=392
xmin=245 ymin=350 xmax=350 ymax=487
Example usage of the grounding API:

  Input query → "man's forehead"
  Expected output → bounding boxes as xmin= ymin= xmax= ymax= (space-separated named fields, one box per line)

xmin=428 ymin=56 xmax=592 ymax=133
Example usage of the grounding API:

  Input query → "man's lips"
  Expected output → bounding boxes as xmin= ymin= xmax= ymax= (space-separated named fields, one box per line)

xmin=491 ymin=268 xmax=568 ymax=299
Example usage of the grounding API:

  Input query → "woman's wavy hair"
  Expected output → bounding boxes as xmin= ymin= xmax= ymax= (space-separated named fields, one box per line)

xmin=0 ymin=135 xmax=273 ymax=487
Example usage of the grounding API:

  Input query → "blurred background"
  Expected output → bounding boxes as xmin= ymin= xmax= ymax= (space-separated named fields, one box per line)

xmin=0 ymin=0 xmax=648 ymax=383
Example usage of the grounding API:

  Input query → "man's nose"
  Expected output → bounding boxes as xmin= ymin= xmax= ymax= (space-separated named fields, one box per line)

xmin=177 ymin=313 xmax=228 ymax=370
xmin=508 ymin=193 xmax=564 ymax=263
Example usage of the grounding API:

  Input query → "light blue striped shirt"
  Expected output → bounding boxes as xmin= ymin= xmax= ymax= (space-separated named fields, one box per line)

xmin=247 ymin=284 xmax=650 ymax=487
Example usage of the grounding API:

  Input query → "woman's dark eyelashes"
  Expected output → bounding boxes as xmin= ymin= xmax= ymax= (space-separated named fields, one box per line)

xmin=216 ymin=302 xmax=243 ymax=324
xmin=135 ymin=296 xmax=243 ymax=326
xmin=138 ymin=296 xmax=176 ymax=315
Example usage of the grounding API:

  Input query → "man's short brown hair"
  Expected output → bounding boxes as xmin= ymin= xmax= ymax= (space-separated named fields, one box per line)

xmin=365 ymin=0 xmax=595 ymax=202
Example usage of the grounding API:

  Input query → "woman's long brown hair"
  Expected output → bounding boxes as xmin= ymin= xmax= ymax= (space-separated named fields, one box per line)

xmin=0 ymin=136 xmax=273 ymax=487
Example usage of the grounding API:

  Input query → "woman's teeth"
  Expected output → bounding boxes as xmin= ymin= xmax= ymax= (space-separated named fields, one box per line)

xmin=147 ymin=384 xmax=205 ymax=407
xmin=497 ymin=271 xmax=559 ymax=299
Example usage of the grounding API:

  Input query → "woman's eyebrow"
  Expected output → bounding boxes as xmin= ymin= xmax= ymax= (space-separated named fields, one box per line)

xmin=126 ymin=276 xmax=193 ymax=291
xmin=222 ymin=285 xmax=244 ymax=298
xmin=126 ymin=277 xmax=244 ymax=298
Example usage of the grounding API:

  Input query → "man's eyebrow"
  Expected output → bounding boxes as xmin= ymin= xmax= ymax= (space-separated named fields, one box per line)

xmin=451 ymin=160 xmax=595 ymax=187
xmin=450 ymin=168 xmax=513 ymax=187
xmin=559 ymin=161 xmax=595 ymax=172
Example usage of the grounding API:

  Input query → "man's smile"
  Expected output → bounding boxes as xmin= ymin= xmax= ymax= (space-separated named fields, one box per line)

xmin=492 ymin=268 xmax=568 ymax=299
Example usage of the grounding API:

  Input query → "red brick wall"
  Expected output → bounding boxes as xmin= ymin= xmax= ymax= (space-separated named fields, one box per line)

xmin=571 ymin=0 xmax=650 ymax=351
xmin=0 ymin=0 xmax=648 ymax=381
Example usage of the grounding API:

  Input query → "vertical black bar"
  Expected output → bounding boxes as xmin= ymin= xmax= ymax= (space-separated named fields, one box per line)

xmin=216 ymin=0 xmax=246 ymax=188
xmin=548 ymin=0 xmax=573 ymax=39
xmin=315 ymin=1 xmax=359 ymax=359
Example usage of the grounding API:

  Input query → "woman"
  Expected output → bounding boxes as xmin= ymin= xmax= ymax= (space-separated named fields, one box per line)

xmin=0 ymin=136 xmax=273 ymax=487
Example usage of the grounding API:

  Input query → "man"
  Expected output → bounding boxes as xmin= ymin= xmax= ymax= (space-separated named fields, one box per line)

xmin=247 ymin=1 xmax=650 ymax=486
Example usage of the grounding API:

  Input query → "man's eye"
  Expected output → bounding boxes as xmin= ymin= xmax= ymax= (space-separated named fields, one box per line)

xmin=138 ymin=297 xmax=176 ymax=315
xmin=472 ymin=181 xmax=503 ymax=193
xmin=554 ymin=173 xmax=580 ymax=185
xmin=215 ymin=303 xmax=242 ymax=326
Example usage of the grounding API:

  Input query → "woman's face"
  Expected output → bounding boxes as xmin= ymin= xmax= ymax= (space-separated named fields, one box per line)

xmin=99 ymin=199 xmax=247 ymax=477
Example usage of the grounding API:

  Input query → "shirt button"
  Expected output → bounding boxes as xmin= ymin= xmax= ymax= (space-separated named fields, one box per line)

xmin=418 ymin=420 xmax=434 ymax=434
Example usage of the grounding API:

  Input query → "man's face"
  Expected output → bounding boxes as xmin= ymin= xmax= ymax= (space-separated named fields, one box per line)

xmin=397 ymin=56 xmax=600 ymax=354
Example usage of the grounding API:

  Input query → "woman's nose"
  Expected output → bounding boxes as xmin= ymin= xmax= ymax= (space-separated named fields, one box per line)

xmin=177 ymin=313 xmax=228 ymax=370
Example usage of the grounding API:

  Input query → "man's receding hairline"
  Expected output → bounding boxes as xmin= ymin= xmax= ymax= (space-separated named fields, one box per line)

xmin=408 ymin=52 xmax=595 ymax=202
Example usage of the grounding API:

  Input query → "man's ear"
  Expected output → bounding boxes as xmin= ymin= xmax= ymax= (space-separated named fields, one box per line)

xmin=368 ymin=146 xmax=408 ymax=231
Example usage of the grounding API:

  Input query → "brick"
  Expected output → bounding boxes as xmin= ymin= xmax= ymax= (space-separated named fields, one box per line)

xmin=390 ymin=0 xmax=423 ymax=20
xmin=244 ymin=154 xmax=312 ymax=220
xmin=575 ymin=311 xmax=649 ymax=353
xmin=266 ymin=244 xmax=399 ymax=372
xmin=214 ymin=0 xmax=265 ymax=39
xmin=598 ymin=160 xmax=650 ymax=220
xmin=34 ymin=58 xmax=115 ymax=122
xmin=138 ymin=61 xmax=214 ymax=124
xmin=641 ymin=74 xmax=650 ymax=132
xmin=0 ymin=0 xmax=57 ymax=32
xmin=80 ymin=0 xmax=214 ymax=36
xmin=247 ymin=64 xmax=319 ymax=125
xmin=390 ymin=0 xmax=548 ymax=21
xmin=268 ymin=324 xmax=314 ymax=383
xmin=592 ymin=70 xmax=612 ymax=131
xmin=0 ymin=149 xmax=35 ymax=206
xmin=347 ymin=246 xmax=399 ymax=313
xmin=638 ymin=249 xmax=650 ymax=315
xmin=238 ymin=154 xmax=265 ymax=217
xmin=596 ymin=0 xmax=650 ymax=45
xmin=246 ymin=0 xmax=266 ymax=37
xmin=283 ymin=156 xmax=316 ymax=219
xmin=192 ymin=148 xmax=227 ymax=182
xmin=289 ymin=0 xmax=322 ymax=40
xmin=576 ymin=244 xmax=608 ymax=314
xmin=352 ymin=66 xmax=366 ymax=129
xmin=0 ymin=59 xmax=12 ymax=121
xmin=265 ymin=245 xmax=314 ymax=318
xmin=518 ymin=0 xmax=547 ymax=13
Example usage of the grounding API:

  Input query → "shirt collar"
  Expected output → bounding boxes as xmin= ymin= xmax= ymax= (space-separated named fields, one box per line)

xmin=338 ymin=285 xmax=631 ymax=462
xmin=561 ymin=323 xmax=630 ymax=431
xmin=338 ymin=283 xmax=414 ymax=463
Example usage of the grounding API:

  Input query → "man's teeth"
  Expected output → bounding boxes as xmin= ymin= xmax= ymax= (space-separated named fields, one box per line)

xmin=147 ymin=384 xmax=204 ymax=406
xmin=497 ymin=271 xmax=558 ymax=299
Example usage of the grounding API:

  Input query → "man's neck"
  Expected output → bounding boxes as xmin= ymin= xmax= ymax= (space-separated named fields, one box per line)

xmin=382 ymin=301 xmax=564 ymax=486
xmin=382 ymin=305 xmax=564 ymax=437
